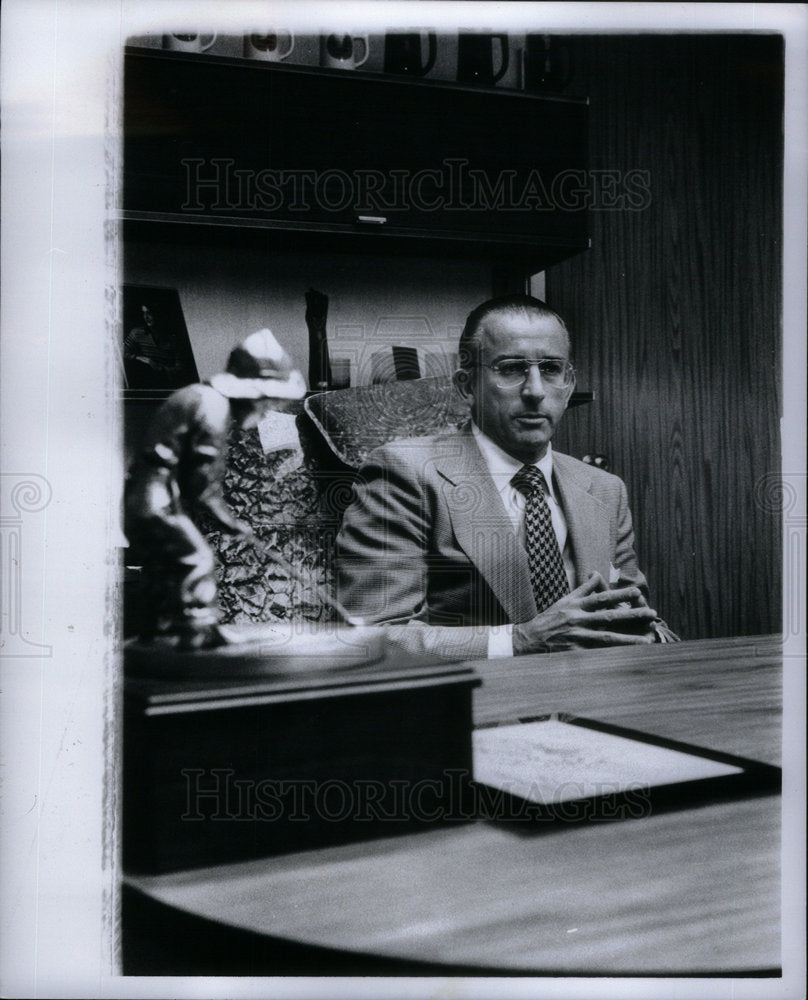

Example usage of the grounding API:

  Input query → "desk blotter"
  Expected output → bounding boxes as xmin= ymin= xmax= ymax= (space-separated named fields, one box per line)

xmin=473 ymin=714 xmax=780 ymax=822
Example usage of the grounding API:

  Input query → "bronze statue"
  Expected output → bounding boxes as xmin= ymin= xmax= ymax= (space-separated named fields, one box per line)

xmin=124 ymin=329 xmax=306 ymax=650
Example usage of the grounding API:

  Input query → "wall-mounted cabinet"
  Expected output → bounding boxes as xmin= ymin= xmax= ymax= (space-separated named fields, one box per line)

xmin=123 ymin=47 xmax=589 ymax=271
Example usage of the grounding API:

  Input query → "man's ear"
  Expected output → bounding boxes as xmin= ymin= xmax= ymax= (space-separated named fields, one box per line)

xmin=453 ymin=367 xmax=474 ymax=403
xmin=562 ymin=368 xmax=577 ymax=408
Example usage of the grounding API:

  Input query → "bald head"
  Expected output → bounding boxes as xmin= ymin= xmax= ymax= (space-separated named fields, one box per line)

xmin=458 ymin=294 xmax=571 ymax=369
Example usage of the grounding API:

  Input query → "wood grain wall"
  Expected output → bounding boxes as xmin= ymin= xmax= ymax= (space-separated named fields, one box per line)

xmin=548 ymin=35 xmax=783 ymax=639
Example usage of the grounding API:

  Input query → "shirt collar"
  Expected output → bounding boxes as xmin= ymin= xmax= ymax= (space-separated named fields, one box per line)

xmin=470 ymin=422 xmax=557 ymax=499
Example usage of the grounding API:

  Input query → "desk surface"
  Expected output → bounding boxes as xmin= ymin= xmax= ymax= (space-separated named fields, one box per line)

xmin=124 ymin=634 xmax=783 ymax=975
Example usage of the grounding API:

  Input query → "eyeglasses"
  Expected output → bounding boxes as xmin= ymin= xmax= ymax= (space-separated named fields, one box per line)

xmin=475 ymin=358 xmax=575 ymax=389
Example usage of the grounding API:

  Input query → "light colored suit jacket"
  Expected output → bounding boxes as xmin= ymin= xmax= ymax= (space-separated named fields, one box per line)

xmin=336 ymin=426 xmax=667 ymax=660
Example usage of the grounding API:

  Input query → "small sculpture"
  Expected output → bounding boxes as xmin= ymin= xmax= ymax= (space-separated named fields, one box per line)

xmin=124 ymin=329 xmax=306 ymax=650
xmin=305 ymin=287 xmax=331 ymax=392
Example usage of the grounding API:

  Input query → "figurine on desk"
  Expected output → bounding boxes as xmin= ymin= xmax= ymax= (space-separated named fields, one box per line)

xmin=124 ymin=328 xmax=306 ymax=651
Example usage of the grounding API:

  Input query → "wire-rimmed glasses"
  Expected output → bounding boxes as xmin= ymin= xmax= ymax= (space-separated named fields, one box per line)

xmin=476 ymin=358 xmax=575 ymax=389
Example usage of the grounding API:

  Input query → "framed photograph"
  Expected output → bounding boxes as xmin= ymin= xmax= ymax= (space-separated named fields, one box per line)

xmin=122 ymin=284 xmax=199 ymax=398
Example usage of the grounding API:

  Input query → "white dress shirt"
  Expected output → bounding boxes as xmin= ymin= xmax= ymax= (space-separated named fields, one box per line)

xmin=470 ymin=424 xmax=575 ymax=657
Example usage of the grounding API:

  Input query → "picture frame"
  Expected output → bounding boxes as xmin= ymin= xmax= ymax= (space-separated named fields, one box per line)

xmin=122 ymin=284 xmax=199 ymax=398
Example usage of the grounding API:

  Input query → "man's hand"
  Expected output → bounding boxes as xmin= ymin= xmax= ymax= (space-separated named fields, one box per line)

xmin=512 ymin=572 xmax=658 ymax=654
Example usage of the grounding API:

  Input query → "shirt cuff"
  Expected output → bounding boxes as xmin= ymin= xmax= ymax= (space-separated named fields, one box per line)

xmin=487 ymin=623 xmax=514 ymax=658
xmin=652 ymin=620 xmax=680 ymax=643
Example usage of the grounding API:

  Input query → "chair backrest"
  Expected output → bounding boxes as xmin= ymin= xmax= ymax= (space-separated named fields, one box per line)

xmin=302 ymin=375 xmax=470 ymax=469
xmin=210 ymin=377 xmax=469 ymax=626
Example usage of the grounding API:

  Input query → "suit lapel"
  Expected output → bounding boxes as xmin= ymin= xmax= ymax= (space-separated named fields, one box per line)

xmin=434 ymin=430 xmax=537 ymax=623
xmin=552 ymin=453 xmax=613 ymax=585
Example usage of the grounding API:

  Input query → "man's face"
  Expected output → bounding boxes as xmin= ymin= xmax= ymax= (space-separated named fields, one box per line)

xmin=460 ymin=309 xmax=574 ymax=464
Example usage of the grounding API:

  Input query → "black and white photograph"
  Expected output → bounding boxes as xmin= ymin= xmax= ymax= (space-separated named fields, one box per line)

xmin=0 ymin=2 xmax=805 ymax=998
xmin=122 ymin=285 xmax=199 ymax=396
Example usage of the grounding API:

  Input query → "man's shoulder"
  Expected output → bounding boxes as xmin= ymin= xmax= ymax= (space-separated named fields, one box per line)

xmin=553 ymin=451 xmax=627 ymax=492
xmin=365 ymin=427 xmax=474 ymax=467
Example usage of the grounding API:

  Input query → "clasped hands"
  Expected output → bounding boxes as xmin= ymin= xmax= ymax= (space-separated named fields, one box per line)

xmin=513 ymin=571 xmax=658 ymax=654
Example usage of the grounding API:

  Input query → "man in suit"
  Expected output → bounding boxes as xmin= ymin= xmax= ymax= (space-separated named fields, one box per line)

xmin=336 ymin=294 xmax=677 ymax=660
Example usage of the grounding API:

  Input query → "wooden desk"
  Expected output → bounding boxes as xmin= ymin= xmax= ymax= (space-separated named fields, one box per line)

xmin=123 ymin=634 xmax=782 ymax=976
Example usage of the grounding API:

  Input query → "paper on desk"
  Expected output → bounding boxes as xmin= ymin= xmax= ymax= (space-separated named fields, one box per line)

xmin=473 ymin=718 xmax=743 ymax=804
xmin=257 ymin=409 xmax=300 ymax=453
xmin=257 ymin=410 xmax=303 ymax=476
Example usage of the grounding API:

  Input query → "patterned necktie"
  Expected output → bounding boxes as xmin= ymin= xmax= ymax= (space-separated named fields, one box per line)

xmin=511 ymin=465 xmax=570 ymax=613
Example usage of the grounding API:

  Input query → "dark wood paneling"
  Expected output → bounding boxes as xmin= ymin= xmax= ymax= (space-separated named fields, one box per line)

xmin=549 ymin=35 xmax=783 ymax=639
